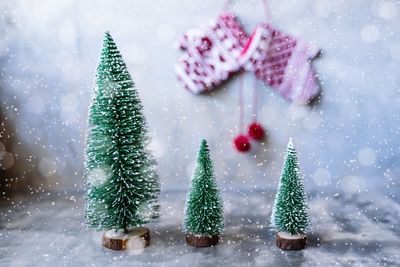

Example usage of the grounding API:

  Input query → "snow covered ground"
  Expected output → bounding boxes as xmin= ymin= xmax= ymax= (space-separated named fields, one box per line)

xmin=1 ymin=190 xmax=399 ymax=266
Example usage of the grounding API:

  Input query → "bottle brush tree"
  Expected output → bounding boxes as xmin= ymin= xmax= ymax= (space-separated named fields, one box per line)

xmin=84 ymin=32 xmax=160 ymax=235
xmin=184 ymin=139 xmax=223 ymax=246
xmin=271 ymin=138 xmax=309 ymax=235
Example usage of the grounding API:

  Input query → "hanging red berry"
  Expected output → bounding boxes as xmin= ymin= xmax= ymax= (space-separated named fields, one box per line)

xmin=233 ymin=134 xmax=251 ymax=152
xmin=248 ymin=122 xmax=265 ymax=141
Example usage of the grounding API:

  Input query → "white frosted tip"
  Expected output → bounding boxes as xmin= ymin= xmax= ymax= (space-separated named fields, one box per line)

xmin=288 ymin=138 xmax=294 ymax=148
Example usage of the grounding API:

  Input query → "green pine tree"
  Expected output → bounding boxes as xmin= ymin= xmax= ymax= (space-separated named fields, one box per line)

xmin=84 ymin=32 xmax=160 ymax=232
xmin=271 ymin=138 xmax=309 ymax=235
xmin=184 ymin=139 xmax=224 ymax=236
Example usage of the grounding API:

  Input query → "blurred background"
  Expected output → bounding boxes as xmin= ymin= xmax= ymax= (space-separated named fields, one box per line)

xmin=1 ymin=0 xmax=399 ymax=199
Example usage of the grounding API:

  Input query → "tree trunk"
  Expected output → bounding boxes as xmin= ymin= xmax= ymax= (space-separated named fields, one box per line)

xmin=276 ymin=231 xmax=306 ymax=250
xmin=102 ymin=227 xmax=150 ymax=251
xmin=186 ymin=234 xmax=219 ymax=247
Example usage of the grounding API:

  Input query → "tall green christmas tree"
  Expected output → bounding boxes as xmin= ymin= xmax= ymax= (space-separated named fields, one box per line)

xmin=84 ymin=32 xmax=160 ymax=233
xmin=184 ymin=139 xmax=223 ymax=237
xmin=271 ymin=138 xmax=309 ymax=235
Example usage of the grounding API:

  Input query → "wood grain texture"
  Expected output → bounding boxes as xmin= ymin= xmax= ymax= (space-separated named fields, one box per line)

xmin=102 ymin=227 xmax=150 ymax=251
xmin=186 ymin=234 xmax=219 ymax=247
xmin=276 ymin=232 xmax=306 ymax=250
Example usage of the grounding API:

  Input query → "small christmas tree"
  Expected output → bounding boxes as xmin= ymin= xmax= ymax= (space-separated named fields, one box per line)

xmin=271 ymin=138 xmax=309 ymax=250
xmin=184 ymin=139 xmax=223 ymax=247
xmin=84 ymin=32 xmax=159 ymax=249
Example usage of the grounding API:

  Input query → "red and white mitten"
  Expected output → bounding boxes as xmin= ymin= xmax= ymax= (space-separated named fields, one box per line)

xmin=238 ymin=24 xmax=272 ymax=70
xmin=175 ymin=13 xmax=246 ymax=94
xmin=241 ymin=24 xmax=320 ymax=104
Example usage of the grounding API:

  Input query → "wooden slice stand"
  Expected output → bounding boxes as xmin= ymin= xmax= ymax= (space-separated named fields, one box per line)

xmin=102 ymin=227 xmax=150 ymax=251
xmin=276 ymin=231 xmax=306 ymax=250
xmin=186 ymin=234 xmax=219 ymax=247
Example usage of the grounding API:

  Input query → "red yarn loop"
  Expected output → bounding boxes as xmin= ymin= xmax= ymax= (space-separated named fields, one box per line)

xmin=234 ymin=134 xmax=251 ymax=152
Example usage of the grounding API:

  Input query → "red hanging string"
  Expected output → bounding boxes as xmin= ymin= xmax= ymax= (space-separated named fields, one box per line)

xmin=225 ymin=0 xmax=270 ymax=131
xmin=261 ymin=0 xmax=272 ymax=23
xmin=239 ymin=76 xmax=261 ymax=130
xmin=252 ymin=78 xmax=259 ymax=122
xmin=238 ymin=74 xmax=245 ymax=133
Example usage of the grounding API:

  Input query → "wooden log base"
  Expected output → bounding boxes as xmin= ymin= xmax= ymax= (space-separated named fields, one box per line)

xmin=186 ymin=234 xmax=219 ymax=247
xmin=276 ymin=231 xmax=306 ymax=250
xmin=102 ymin=227 xmax=150 ymax=251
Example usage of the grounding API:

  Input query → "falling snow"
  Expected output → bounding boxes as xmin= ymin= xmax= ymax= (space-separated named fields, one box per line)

xmin=0 ymin=0 xmax=400 ymax=266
